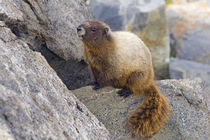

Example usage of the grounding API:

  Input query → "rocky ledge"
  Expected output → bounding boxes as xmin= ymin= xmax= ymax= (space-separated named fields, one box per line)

xmin=73 ymin=79 xmax=209 ymax=140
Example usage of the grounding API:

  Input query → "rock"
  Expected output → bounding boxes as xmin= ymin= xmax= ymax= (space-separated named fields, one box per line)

xmin=169 ymin=58 xmax=210 ymax=85
xmin=0 ymin=24 xmax=110 ymax=140
xmin=203 ymin=85 xmax=210 ymax=111
xmin=39 ymin=46 xmax=92 ymax=90
xmin=0 ymin=119 xmax=15 ymax=140
xmin=0 ymin=0 xmax=93 ymax=60
xmin=166 ymin=0 xmax=209 ymax=5
xmin=88 ymin=0 xmax=170 ymax=79
xmin=167 ymin=1 xmax=210 ymax=65
xmin=0 ymin=0 xmax=93 ymax=90
xmin=73 ymin=79 xmax=209 ymax=140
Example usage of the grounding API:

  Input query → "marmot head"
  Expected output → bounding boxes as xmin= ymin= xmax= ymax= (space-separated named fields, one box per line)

xmin=77 ymin=20 xmax=111 ymax=47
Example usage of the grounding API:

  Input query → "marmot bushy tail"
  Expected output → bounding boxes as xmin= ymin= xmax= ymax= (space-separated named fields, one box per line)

xmin=77 ymin=20 xmax=170 ymax=138
xmin=127 ymin=82 xmax=170 ymax=137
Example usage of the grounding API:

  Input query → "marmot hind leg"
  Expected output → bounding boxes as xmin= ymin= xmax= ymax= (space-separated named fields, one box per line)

xmin=117 ymin=87 xmax=133 ymax=98
xmin=126 ymin=70 xmax=152 ymax=94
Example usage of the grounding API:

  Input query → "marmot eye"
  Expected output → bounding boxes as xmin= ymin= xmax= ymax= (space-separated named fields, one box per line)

xmin=91 ymin=28 xmax=97 ymax=32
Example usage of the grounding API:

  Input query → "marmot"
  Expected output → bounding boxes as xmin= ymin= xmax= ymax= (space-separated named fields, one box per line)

xmin=77 ymin=20 xmax=170 ymax=138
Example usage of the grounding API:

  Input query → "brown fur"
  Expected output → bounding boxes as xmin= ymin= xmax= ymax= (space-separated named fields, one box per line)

xmin=77 ymin=20 xmax=170 ymax=138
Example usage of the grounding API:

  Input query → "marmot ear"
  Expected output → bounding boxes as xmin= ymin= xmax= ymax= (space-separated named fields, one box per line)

xmin=103 ymin=27 xmax=109 ymax=35
xmin=103 ymin=27 xmax=111 ymax=41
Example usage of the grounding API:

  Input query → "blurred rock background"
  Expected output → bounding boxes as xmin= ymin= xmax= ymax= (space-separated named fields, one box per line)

xmin=167 ymin=1 xmax=210 ymax=85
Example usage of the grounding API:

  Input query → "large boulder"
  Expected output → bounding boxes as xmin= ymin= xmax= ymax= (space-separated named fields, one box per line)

xmin=73 ymin=79 xmax=209 ymax=140
xmin=0 ymin=22 xmax=110 ymax=140
xmin=0 ymin=0 xmax=94 ymax=90
xmin=88 ymin=0 xmax=170 ymax=79
xmin=167 ymin=1 xmax=210 ymax=65
xmin=0 ymin=0 xmax=93 ymax=60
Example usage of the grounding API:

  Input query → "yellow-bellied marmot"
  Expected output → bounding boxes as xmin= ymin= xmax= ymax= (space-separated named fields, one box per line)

xmin=77 ymin=20 xmax=170 ymax=138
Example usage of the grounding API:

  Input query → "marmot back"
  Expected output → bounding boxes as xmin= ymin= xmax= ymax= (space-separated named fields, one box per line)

xmin=111 ymin=31 xmax=153 ymax=74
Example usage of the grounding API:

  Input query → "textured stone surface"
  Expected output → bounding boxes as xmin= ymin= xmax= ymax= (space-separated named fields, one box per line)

xmin=167 ymin=1 xmax=210 ymax=65
xmin=88 ymin=0 xmax=170 ymax=79
xmin=0 ymin=0 xmax=93 ymax=60
xmin=169 ymin=58 xmax=210 ymax=85
xmin=40 ymin=46 xmax=91 ymax=90
xmin=0 ymin=0 xmax=93 ymax=90
xmin=0 ymin=24 xmax=110 ymax=140
xmin=203 ymin=85 xmax=210 ymax=111
xmin=166 ymin=0 xmax=210 ymax=5
xmin=73 ymin=79 xmax=209 ymax=140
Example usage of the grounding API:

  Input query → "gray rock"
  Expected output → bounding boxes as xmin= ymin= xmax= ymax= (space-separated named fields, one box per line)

xmin=170 ymin=0 xmax=210 ymax=5
xmin=168 ymin=0 xmax=208 ymax=4
xmin=167 ymin=1 xmax=210 ymax=65
xmin=0 ymin=0 xmax=93 ymax=90
xmin=73 ymin=79 xmax=209 ymax=140
xmin=0 ymin=0 xmax=93 ymax=60
xmin=169 ymin=58 xmax=210 ymax=85
xmin=89 ymin=0 xmax=170 ymax=79
xmin=0 ymin=118 xmax=15 ymax=140
xmin=39 ymin=46 xmax=92 ymax=90
xmin=203 ymin=85 xmax=210 ymax=111
xmin=0 ymin=25 xmax=110 ymax=140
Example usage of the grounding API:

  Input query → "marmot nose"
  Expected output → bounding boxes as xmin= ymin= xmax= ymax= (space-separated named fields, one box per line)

xmin=77 ymin=24 xmax=84 ymax=33
xmin=77 ymin=27 xmax=81 ymax=32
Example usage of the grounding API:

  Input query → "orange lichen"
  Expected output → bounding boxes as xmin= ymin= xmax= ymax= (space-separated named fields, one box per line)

xmin=172 ymin=19 xmax=196 ymax=39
